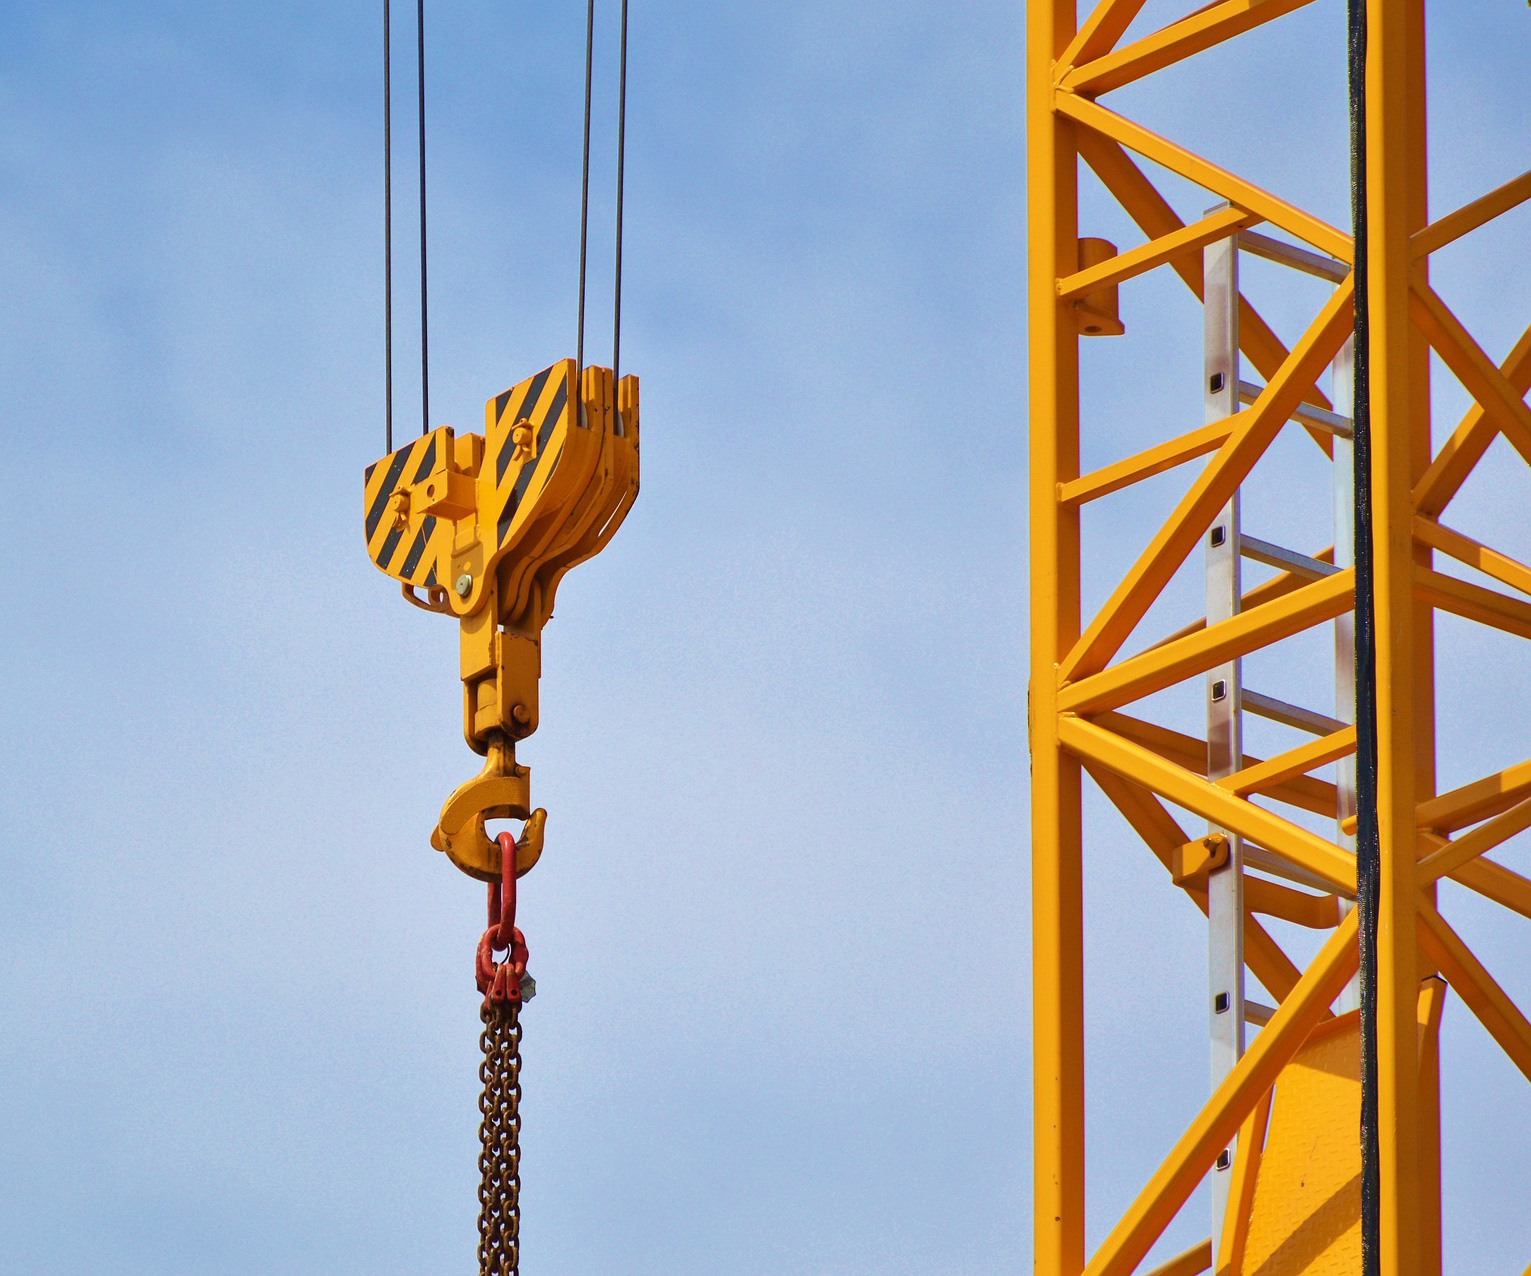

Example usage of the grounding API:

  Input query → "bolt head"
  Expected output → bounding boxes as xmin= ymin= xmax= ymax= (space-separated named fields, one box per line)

xmin=454 ymin=573 xmax=473 ymax=598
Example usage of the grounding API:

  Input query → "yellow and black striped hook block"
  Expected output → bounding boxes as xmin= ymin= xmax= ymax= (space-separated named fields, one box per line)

xmin=363 ymin=359 xmax=640 ymax=880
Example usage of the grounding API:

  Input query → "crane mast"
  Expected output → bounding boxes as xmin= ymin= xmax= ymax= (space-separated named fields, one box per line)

xmin=1028 ymin=1 xmax=1531 ymax=1271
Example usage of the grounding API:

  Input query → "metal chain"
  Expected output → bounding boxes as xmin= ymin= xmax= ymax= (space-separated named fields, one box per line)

xmin=478 ymin=998 xmax=524 ymax=1276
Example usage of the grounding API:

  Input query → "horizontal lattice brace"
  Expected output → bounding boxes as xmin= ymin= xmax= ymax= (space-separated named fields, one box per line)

xmin=1096 ymin=710 xmax=1339 ymax=817
xmin=1058 ymin=571 xmax=1353 ymax=715
xmin=1060 ymin=415 xmax=1240 ymax=506
xmin=1416 ymin=566 xmax=1531 ymax=642
xmin=1413 ymin=168 xmax=1531 ymax=259
xmin=1057 ymin=205 xmax=1258 ymax=299
xmin=1219 ymin=726 xmax=1356 ymax=797
xmin=1414 ymin=519 xmax=1531 ymax=600
xmin=1149 ymin=550 xmax=1336 ymax=650
xmin=1417 ymin=794 xmax=1531 ymax=884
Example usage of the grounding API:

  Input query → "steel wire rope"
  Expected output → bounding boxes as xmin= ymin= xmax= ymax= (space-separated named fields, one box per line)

xmin=612 ymin=0 xmax=629 ymax=390
xmin=575 ymin=1 xmax=631 ymax=402
xmin=1346 ymin=0 xmax=1381 ymax=1270
xmin=576 ymin=0 xmax=596 ymax=385
xmin=416 ymin=0 xmax=430 ymax=436
xmin=383 ymin=0 xmax=394 ymax=453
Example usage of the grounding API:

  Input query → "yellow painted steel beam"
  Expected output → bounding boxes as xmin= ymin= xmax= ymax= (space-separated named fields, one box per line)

xmin=1219 ymin=726 xmax=1357 ymax=797
xmin=1075 ymin=130 xmax=1337 ymax=419
xmin=1028 ymin=3 xmax=1085 ymax=1271
xmin=1062 ymin=0 xmax=1318 ymax=97
xmin=1414 ymin=518 xmax=1531 ymax=600
xmin=1417 ymin=794 xmax=1531 ymax=883
xmin=1214 ymin=1089 xmax=1271 ymax=1276
xmin=1417 ymin=905 xmax=1531 ymax=1084
xmin=1061 ymin=715 xmax=1355 ymax=892
xmin=1095 ymin=710 xmax=1340 ymax=818
xmin=1060 ymin=415 xmax=1243 ymax=507
xmin=1081 ymin=913 xmax=1358 ymax=1276
xmin=1245 ymin=878 xmax=1344 ymax=930
xmin=1363 ymin=2 xmax=1431 ymax=1263
xmin=1056 ymin=206 xmax=1256 ymax=301
xmin=1057 ymin=0 xmax=1152 ymax=74
xmin=1084 ymin=762 xmax=1305 ymax=1001
xmin=1417 ymin=977 xmax=1447 ymax=1268
xmin=1059 ymin=284 xmax=1353 ymax=681
xmin=1057 ymin=92 xmax=1353 ymax=261
xmin=1150 ymin=546 xmax=1337 ymax=648
xmin=1448 ymin=857 xmax=1531 ymax=925
xmin=1412 ymin=322 xmax=1531 ymax=517
xmin=1412 ymin=168 xmax=1531 ymax=259
xmin=1415 ymin=566 xmax=1531 ymax=643
xmin=1418 ymin=758 xmax=1531 ymax=834
xmin=1410 ymin=284 xmax=1531 ymax=472
xmin=1141 ymin=1240 xmax=1212 ymax=1276
xmin=1059 ymin=570 xmax=1354 ymax=714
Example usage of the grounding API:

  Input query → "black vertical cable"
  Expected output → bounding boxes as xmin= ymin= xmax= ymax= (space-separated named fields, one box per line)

xmin=576 ymin=0 xmax=595 ymax=383
xmin=416 ymin=0 xmax=430 ymax=436
xmin=1347 ymin=0 xmax=1381 ymax=1272
xmin=384 ymin=0 xmax=394 ymax=453
xmin=612 ymin=0 xmax=629 ymax=390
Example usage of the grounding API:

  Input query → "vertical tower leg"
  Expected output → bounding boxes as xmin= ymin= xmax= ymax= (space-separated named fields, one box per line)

xmin=1360 ymin=0 xmax=1432 ymax=1269
xmin=1028 ymin=3 xmax=1082 ymax=1272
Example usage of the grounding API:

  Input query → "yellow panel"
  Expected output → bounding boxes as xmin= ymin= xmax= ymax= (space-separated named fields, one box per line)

xmin=363 ymin=426 xmax=457 ymax=589
xmin=1241 ymin=1012 xmax=1361 ymax=1276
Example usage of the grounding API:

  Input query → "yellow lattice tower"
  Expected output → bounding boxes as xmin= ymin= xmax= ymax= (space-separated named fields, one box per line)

xmin=1027 ymin=2 xmax=1531 ymax=1272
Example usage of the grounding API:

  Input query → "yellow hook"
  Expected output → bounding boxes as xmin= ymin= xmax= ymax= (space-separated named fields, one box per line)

xmin=430 ymin=737 xmax=546 ymax=882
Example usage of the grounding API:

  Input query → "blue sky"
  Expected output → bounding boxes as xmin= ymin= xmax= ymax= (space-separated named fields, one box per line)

xmin=1 ymin=2 xmax=1528 ymax=1273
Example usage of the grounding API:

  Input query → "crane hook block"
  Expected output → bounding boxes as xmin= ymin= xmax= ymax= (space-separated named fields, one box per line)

xmin=364 ymin=360 xmax=640 ymax=881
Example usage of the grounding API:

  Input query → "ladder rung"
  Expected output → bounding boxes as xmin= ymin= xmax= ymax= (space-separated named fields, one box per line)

xmin=1240 ymin=536 xmax=1340 ymax=581
xmin=1244 ymin=844 xmax=1354 ymax=898
xmin=1236 ymin=229 xmax=1351 ymax=283
xmin=1243 ymin=690 xmax=1348 ymax=737
xmin=1244 ymin=1001 xmax=1277 ymax=1026
xmin=1237 ymin=380 xmax=1353 ymax=437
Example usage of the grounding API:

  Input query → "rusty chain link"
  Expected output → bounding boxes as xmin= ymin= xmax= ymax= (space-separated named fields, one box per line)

xmin=478 ymin=997 xmax=523 ymax=1276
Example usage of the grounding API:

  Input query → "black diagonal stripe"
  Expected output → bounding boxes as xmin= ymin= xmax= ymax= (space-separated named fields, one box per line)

xmin=374 ymin=522 xmax=406 ymax=570
xmin=365 ymin=443 xmax=416 ymax=541
xmin=365 ymin=460 xmax=377 ymax=481
xmin=495 ymin=366 xmax=555 ymax=484
xmin=399 ymin=514 xmax=437 ymax=579
xmin=499 ymin=441 xmax=564 ymax=546
xmin=410 ymin=434 xmax=438 ymax=484
xmin=494 ymin=388 xmax=513 ymax=420
xmin=424 ymin=563 xmax=438 ymax=589
xmin=536 ymin=381 xmax=567 ymax=456
xmin=506 ymin=417 xmax=560 ymax=531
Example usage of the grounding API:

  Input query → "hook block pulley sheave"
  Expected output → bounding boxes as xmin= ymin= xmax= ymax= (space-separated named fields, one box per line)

xmin=363 ymin=358 xmax=639 ymax=880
